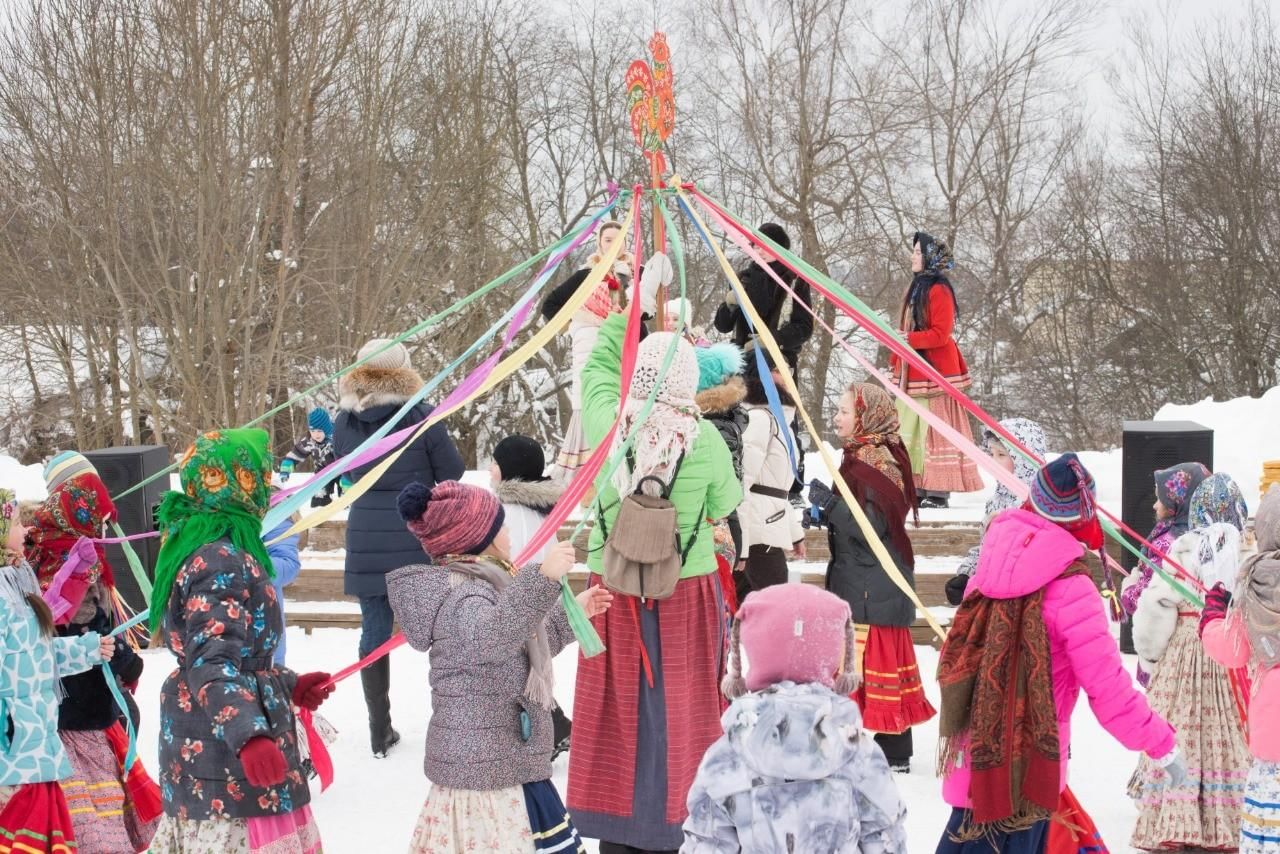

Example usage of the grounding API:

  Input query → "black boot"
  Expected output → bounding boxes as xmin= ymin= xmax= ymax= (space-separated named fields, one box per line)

xmin=360 ymin=657 xmax=400 ymax=758
xmin=550 ymin=703 xmax=572 ymax=761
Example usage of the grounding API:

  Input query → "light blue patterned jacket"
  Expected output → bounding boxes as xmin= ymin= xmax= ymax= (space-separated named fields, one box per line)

xmin=0 ymin=563 xmax=102 ymax=785
xmin=682 ymin=682 xmax=908 ymax=854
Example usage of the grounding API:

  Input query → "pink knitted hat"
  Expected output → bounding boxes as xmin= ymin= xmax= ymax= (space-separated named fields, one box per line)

xmin=723 ymin=583 xmax=861 ymax=698
xmin=397 ymin=480 xmax=505 ymax=559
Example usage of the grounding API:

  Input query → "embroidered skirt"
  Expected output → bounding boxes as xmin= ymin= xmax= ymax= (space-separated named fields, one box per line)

xmin=567 ymin=572 xmax=724 ymax=850
xmin=60 ymin=728 xmax=160 ymax=853
xmin=1047 ymin=787 xmax=1109 ymax=854
xmin=0 ymin=781 xmax=76 ymax=853
xmin=1242 ymin=760 xmax=1280 ymax=854
xmin=854 ymin=624 xmax=936 ymax=734
xmin=410 ymin=780 xmax=584 ymax=854
xmin=896 ymin=395 xmax=983 ymax=494
xmin=1128 ymin=617 xmax=1249 ymax=850
xmin=147 ymin=806 xmax=321 ymax=854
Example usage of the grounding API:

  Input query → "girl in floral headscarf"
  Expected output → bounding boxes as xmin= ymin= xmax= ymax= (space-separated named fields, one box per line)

xmin=815 ymin=382 xmax=935 ymax=772
xmin=148 ymin=429 xmax=334 ymax=854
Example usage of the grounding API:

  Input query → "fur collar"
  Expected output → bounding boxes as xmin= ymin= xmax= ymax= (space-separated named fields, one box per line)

xmin=495 ymin=478 xmax=564 ymax=514
xmin=338 ymin=364 xmax=425 ymax=412
xmin=696 ymin=375 xmax=747 ymax=416
xmin=744 ymin=376 xmax=796 ymax=408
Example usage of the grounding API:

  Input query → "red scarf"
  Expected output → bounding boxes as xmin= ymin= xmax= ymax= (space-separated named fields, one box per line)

xmin=26 ymin=473 xmax=117 ymax=590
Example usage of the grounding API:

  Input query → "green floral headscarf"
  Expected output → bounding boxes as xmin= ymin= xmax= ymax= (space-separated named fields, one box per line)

xmin=150 ymin=428 xmax=275 ymax=632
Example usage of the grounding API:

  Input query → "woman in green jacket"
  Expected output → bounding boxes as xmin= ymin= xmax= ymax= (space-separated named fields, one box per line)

xmin=566 ymin=308 xmax=742 ymax=853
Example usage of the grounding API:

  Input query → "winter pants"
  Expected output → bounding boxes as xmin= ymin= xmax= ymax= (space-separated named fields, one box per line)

xmin=734 ymin=544 xmax=789 ymax=605
xmin=357 ymin=594 xmax=395 ymax=658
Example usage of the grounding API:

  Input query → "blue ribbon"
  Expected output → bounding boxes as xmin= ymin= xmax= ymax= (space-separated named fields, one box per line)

xmin=100 ymin=608 xmax=149 ymax=771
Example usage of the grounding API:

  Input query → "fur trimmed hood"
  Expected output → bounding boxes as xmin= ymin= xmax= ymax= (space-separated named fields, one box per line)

xmin=696 ymin=375 xmax=747 ymax=417
xmin=338 ymin=364 xmax=424 ymax=413
xmin=495 ymin=478 xmax=564 ymax=515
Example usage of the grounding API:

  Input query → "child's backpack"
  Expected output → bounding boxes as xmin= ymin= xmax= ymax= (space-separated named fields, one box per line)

xmin=598 ymin=451 xmax=702 ymax=600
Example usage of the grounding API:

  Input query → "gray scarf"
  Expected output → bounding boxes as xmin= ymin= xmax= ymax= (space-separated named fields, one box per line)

xmin=445 ymin=555 xmax=556 ymax=710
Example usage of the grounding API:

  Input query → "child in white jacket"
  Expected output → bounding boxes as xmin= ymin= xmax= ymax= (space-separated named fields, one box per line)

xmin=682 ymin=583 xmax=907 ymax=854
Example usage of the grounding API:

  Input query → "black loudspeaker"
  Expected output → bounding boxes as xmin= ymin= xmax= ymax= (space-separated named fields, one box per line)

xmin=1119 ymin=420 xmax=1213 ymax=653
xmin=84 ymin=445 xmax=171 ymax=613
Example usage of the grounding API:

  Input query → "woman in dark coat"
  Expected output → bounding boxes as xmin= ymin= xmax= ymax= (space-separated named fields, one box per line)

xmin=813 ymin=382 xmax=936 ymax=772
xmin=333 ymin=338 xmax=465 ymax=757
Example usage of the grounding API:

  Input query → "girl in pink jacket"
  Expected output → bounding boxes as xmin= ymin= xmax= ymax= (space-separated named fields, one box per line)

xmin=1201 ymin=484 xmax=1280 ymax=854
xmin=936 ymin=454 xmax=1180 ymax=854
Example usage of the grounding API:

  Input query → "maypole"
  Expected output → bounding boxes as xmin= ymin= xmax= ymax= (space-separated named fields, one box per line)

xmin=625 ymin=31 xmax=675 ymax=328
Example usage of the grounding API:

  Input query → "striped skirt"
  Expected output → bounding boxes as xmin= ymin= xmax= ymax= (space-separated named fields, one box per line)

xmin=60 ymin=728 xmax=159 ymax=853
xmin=0 ymin=782 xmax=76 ymax=853
xmin=896 ymin=395 xmax=984 ymax=494
xmin=854 ymin=624 xmax=936 ymax=734
xmin=1243 ymin=760 xmax=1280 ymax=854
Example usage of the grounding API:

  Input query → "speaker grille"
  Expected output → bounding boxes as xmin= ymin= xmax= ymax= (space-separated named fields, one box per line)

xmin=1120 ymin=422 xmax=1214 ymax=570
xmin=83 ymin=445 xmax=171 ymax=612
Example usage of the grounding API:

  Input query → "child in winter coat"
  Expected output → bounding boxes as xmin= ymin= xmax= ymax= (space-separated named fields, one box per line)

xmin=0 ymin=487 xmax=115 ymax=854
xmin=682 ymin=583 xmax=907 ymax=854
xmin=264 ymin=505 xmax=303 ymax=667
xmin=736 ymin=366 xmax=805 ymax=603
xmin=1131 ymin=516 xmax=1251 ymax=850
xmin=812 ymin=382 xmax=935 ymax=773
xmin=945 ymin=418 xmax=1047 ymax=605
xmin=488 ymin=434 xmax=574 ymax=759
xmin=388 ymin=479 xmax=611 ymax=853
xmin=1122 ymin=462 xmax=1212 ymax=685
xmin=1201 ymin=484 xmax=1280 ymax=854
xmin=26 ymin=454 xmax=159 ymax=853
xmin=279 ymin=407 xmax=340 ymax=507
xmin=936 ymin=454 xmax=1181 ymax=854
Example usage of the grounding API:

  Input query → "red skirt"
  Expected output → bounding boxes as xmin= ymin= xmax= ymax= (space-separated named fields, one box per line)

xmin=854 ymin=624 xmax=936 ymax=734
xmin=567 ymin=572 xmax=724 ymax=830
xmin=1047 ymin=787 xmax=1109 ymax=854
xmin=0 ymin=781 xmax=76 ymax=853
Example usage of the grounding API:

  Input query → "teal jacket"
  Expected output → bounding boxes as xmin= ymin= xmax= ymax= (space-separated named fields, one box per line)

xmin=581 ymin=313 xmax=743 ymax=578
xmin=0 ymin=587 xmax=101 ymax=785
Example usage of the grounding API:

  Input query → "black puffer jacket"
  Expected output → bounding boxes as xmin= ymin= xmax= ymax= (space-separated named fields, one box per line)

xmin=334 ymin=364 xmax=466 ymax=597
xmin=58 ymin=590 xmax=145 ymax=731
xmin=811 ymin=482 xmax=916 ymax=627
xmin=697 ymin=376 xmax=748 ymax=558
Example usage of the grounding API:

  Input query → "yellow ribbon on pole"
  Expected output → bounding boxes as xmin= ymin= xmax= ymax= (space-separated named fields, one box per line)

xmin=267 ymin=198 xmax=639 ymax=545
xmin=672 ymin=181 xmax=947 ymax=640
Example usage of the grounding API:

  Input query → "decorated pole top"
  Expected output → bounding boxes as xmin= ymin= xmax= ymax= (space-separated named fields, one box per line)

xmin=626 ymin=31 xmax=675 ymax=325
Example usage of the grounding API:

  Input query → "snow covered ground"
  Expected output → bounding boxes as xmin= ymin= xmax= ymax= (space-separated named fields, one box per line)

xmin=133 ymin=624 xmax=1158 ymax=853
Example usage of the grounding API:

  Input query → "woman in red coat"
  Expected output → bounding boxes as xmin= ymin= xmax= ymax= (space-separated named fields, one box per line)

xmin=889 ymin=231 xmax=982 ymax=507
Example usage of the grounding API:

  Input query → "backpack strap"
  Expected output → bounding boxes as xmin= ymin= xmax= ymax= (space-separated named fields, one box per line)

xmin=679 ymin=501 xmax=707 ymax=563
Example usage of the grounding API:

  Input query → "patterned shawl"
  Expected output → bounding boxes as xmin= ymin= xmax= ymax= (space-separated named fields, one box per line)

xmin=938 ymin=561 xmax=1090 ymax=836
xmin=613 ymin=332 xmax=702 ymax=497
xmin=1189 ymin=473 xmax=1249 ymax=533
xmin=840 ymin=383 xmax=918 ymax=560
xmin=25 ymin=472 xmax=117 ymax=590
xmin=1145 ymin=463 xmax=1211 ymax=557
xmin=150 ymin=428 xmax=274 ymax=632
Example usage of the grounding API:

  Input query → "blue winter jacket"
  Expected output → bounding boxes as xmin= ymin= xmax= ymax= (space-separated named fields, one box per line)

xmin=265 ymin=519 xmax=302 ymax=666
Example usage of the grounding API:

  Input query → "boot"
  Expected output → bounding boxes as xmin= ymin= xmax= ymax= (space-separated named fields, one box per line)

xmin=360 ymin=657 xmax=400 ymax=758
xmin=550 ymin=703 xmax=572 ymax=761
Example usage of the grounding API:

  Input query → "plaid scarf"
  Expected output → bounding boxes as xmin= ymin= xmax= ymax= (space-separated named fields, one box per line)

xmin=937 ymin=561 xmax=1088 ymax=837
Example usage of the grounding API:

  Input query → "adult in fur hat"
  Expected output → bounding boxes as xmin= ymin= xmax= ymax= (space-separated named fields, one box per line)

xmin=890 ymin=231 xmax=983 ymax=508
xmin=333 ymin=338 xmax=466 ymax=757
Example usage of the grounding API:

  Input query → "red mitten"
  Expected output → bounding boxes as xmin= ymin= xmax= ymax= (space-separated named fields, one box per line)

xmin=238 ymin=737 xmax=287 ymax=787
xmin=292 ymin=671 xmax=334 ymax=711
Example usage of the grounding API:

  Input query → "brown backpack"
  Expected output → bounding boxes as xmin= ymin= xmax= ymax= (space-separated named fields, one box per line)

xmin=598 ymin=451 xmax=703 ymax=601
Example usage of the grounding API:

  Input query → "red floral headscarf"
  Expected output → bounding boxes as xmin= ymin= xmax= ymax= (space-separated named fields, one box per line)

xmin=25 ymin=472 xmax=117 ymax=589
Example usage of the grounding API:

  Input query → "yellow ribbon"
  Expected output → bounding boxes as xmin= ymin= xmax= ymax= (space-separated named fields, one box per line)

xmin=672 ymin=180 xmax=947 ymax=640
xmin=267 ymin=199 xmax=638 ymax=545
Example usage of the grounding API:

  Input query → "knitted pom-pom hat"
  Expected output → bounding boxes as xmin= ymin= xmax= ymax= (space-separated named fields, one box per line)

xmin=307 ymin=408 xmax=334 ymax=438
xmin=630 ymin=332 xmax=699 ymax=407
xmin=398 ymin=480 xmax=505 ymax=559
xmin=694 ymin=342 xmax=744 ymax=393
xmin=44 ymin=451 xmax=98 ymax=493
xmin=722 ymin=583 xmax=861 ymax=699
xmin=1028 ymin=452 xmax=1097 ymax=524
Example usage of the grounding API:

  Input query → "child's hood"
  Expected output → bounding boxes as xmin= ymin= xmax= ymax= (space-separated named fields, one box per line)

xmin=721 ymin=681 xmax=868 ymax=781
xmin=972 ymin=508 xmax=1084 ymax=600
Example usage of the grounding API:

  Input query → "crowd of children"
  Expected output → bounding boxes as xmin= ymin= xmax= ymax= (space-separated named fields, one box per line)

xmin=1 ymin=224 xmax=1277 ymax=854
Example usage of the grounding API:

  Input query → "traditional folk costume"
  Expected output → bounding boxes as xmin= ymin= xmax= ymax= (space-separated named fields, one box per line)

xmin=891 ymin=232 xmax=982 ymax=501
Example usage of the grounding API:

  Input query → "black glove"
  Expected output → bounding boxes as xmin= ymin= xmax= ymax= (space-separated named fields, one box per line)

xmin=805 ymin=479 xmax=836 ymax=529
xmin=945 ymin=573 xmax=970 ymax=606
